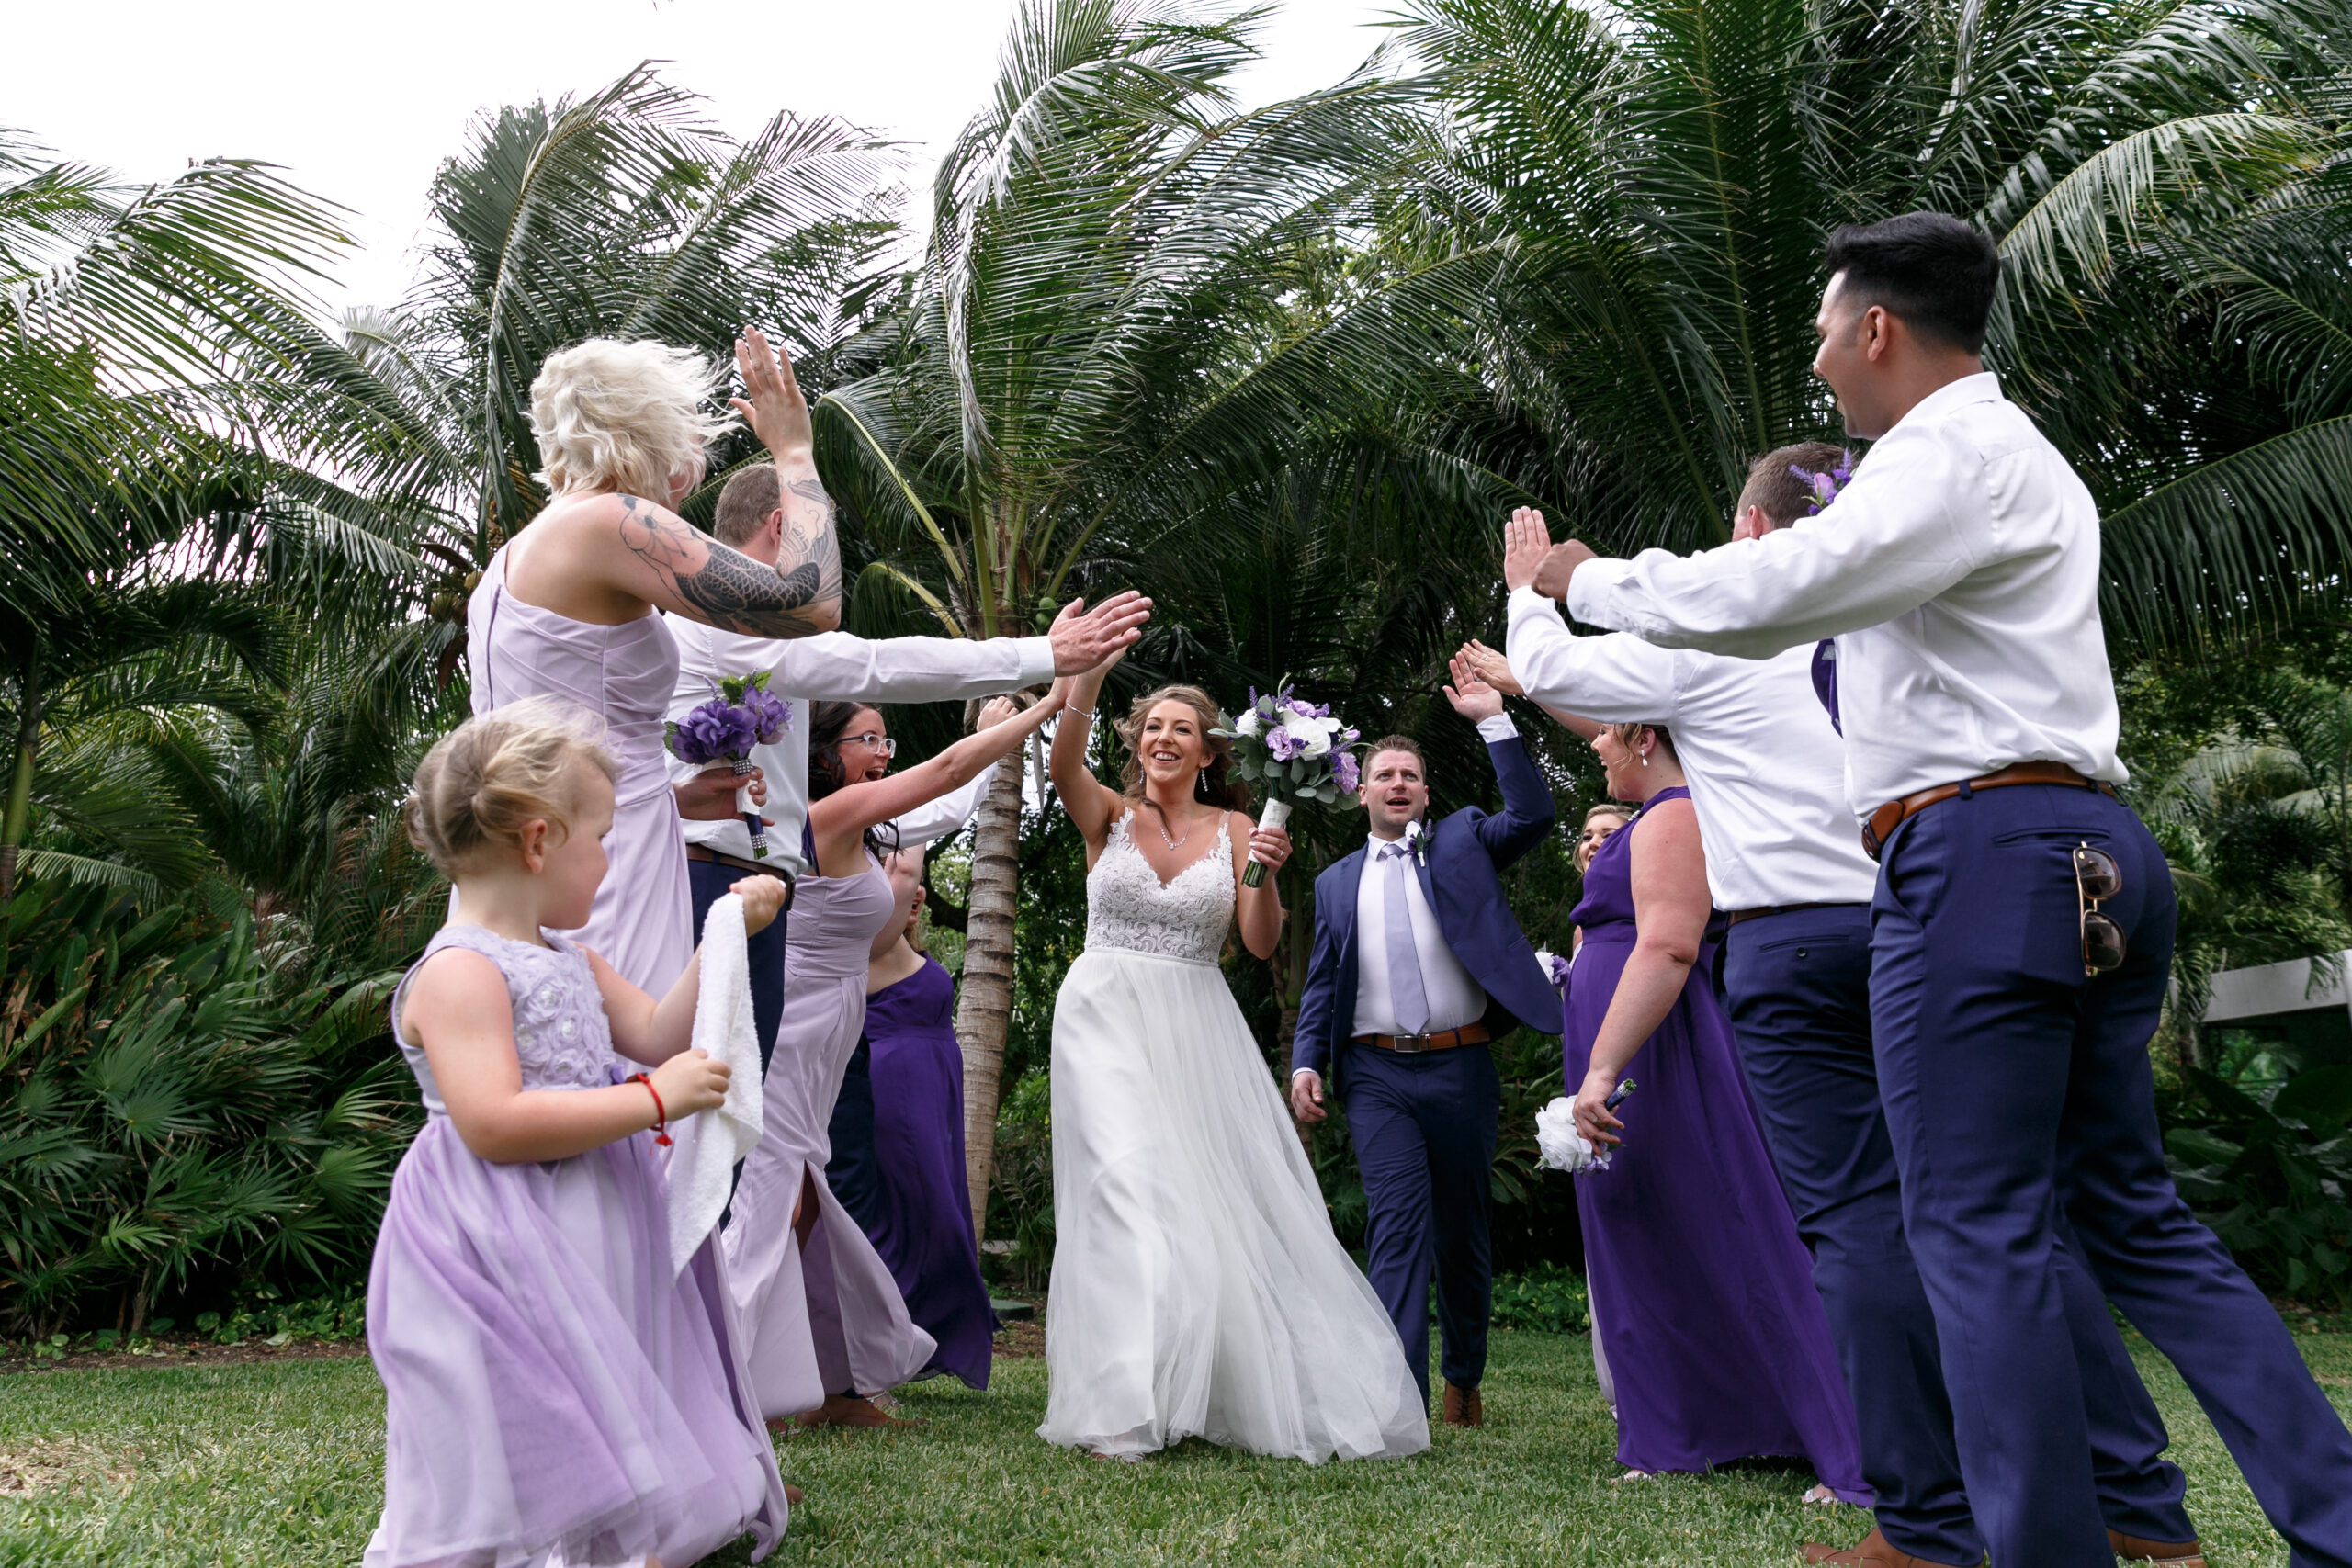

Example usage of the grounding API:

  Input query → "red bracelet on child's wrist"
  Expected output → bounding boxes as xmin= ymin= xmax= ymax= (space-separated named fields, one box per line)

xmin=629 ymin=1073 xmax=672 ymax=1146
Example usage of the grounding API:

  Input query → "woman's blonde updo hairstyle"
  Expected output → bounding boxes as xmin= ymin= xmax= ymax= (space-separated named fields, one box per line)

xmin=403 ymin=699 xmax=619 ymax=874
xmin=1114 ymin=684 xmax=1251 ymax=809
xmin=529 ymin=338 xmax=737 ymax=500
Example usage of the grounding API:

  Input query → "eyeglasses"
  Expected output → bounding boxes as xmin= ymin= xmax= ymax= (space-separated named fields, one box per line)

xmin=843 ymin=733 xmax=898 ymax=757
xmin=2075 ymin=842 xmax=2124 ymax=976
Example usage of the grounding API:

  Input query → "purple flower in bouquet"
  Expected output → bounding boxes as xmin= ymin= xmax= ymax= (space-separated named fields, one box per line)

xmin=1211 ymin=678 xmax=1365 ymax=888
xmin=1333 ymin=750 xmax=1360 ymax=795
xmin=1267 ymin=727 xmax=1306 ymax=762
xmin=670 ymin=701 xmax=760 ymax=766
xmin=663 ymin=671 xmax=791 ymax=858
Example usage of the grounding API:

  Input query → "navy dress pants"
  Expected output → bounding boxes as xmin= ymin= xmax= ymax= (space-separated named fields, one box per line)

xmin=685 ymin=857 xmax=788 ymax=1076
xmin=1724 ymin=904 xmax=2190 ymax=1564
xmin=1873 ymin=783 xmax=2352 ymax=1568
xmin=1340 ymin=1041 xmax=1499 ymax=1405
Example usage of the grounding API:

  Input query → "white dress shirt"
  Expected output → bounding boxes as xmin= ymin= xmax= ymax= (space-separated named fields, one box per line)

xmin=1506 ymin=588 xmax=1877 ymax=910
xmin=665 ymin=619 xmax=1057 ymax=875
xmin=1563 ymin=372 xmax=2125 ymax=816
xmin=1347 ymin=713 xmax=1520 ymax=1038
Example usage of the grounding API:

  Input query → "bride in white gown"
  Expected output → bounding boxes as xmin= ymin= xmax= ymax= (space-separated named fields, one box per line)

xmin=1039 ymin=652 xmax=1429 ymax=1464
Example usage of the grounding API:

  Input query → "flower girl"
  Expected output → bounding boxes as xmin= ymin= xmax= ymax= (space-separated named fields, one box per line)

xmin=368 ymin=701 xmax=788 ymax=1568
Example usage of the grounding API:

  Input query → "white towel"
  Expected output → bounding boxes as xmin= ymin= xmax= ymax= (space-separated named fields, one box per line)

xmin=665 ymin=892 xmax=765 ymax=1278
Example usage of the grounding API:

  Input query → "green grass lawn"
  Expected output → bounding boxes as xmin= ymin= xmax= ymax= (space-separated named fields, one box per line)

xmin=2 ymin=1329 xmax=2346 ymax=1566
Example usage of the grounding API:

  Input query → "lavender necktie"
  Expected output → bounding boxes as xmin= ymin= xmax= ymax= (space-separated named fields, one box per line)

xmin=1811 ymin=638 xmax=1842 ymax=736
xmin=1379 ymin=841 xmax=1430 ymax=1035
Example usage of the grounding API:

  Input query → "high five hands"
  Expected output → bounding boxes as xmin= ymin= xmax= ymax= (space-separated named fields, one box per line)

xmin=1500 ymin=507 xmax=1599 ymax=600
xmin=1048 ymin=592 xmax=1153 ymax=674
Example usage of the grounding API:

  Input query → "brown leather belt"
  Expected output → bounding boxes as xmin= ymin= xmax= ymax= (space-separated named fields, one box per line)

xmin=1724 ymin=902 xmax=1860 ymax=927
xmin=1862 ymin=761 xmax=2117 ymax=863
xmin=686 ymin=844 xmax=797 ymax=905
xmin=1352 ymin=1022 xmax=1490 ymax=1055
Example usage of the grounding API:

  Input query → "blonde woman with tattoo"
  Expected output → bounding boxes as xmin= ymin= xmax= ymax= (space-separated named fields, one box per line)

xmin=465 ymin=330 xmax=843 ymax=997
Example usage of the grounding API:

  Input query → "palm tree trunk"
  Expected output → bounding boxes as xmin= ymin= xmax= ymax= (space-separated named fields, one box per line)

xmin=956 ymin=755 xmax=1027 ymax=1243
xmin=1 ymin=642 xmax=41 ymax=908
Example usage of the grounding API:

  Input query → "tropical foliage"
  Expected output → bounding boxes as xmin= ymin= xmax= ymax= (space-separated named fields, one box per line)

xmin=7 ymin=0 xmax=2352 ymax=1328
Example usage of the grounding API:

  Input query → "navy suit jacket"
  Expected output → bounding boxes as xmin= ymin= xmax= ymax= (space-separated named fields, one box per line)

xmin=1292 ymin=733 xmax=1560 ymax=1079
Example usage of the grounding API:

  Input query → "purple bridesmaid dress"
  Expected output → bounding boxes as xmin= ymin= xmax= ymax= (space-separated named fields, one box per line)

xmin=859 ymin=955 xmax=996 ymax=1388
xmin=1566 ymin=785 xmax=1869 ymax=1498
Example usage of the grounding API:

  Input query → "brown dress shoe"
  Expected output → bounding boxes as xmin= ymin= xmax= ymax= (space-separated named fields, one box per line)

xmin=783 ymin=1483 xmax=803 ymax=1506
xmin=1441 ymin=1382 xmax=1484 ymax=1427
xmin=1798 ymin=1529 xmax=1968 ymax=1567
xmin=2109 ymin=1531 xmax=2206 ymax=1568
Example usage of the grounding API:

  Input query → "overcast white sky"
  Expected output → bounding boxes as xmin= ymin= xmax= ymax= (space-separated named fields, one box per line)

xmin=12 ymin=0 xmax=1399 ymax=318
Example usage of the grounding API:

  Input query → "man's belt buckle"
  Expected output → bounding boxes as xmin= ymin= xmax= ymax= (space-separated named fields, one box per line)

xmin=1391 ymin=1032 xmax=1430 ymax=1055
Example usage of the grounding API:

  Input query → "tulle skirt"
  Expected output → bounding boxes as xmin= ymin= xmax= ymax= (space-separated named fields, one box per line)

xmin=1041 ymin=946 xmax=1430 ymax=1463
xmin=366 ymin=1119 xmax=785 ymax=1568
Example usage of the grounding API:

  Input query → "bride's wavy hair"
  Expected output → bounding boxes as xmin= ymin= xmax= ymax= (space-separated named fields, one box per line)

xmin=1114 ymin=684 xmax=1251 ymax=809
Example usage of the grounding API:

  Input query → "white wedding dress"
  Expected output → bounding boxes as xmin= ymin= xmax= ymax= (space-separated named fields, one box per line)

xmin=1039 ymin=814 xmax=1430 ymax=1462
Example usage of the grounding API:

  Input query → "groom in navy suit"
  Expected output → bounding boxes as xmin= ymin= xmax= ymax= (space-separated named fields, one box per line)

xmin=1290 ymin=663 xmax=1558 ymax=1424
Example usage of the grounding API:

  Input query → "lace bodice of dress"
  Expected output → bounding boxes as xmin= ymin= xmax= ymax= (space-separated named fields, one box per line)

xmin=390 ymin=924 xmax=619 ymax=1115
xmin=1084 ymin=813 xmax=1235 ymax=966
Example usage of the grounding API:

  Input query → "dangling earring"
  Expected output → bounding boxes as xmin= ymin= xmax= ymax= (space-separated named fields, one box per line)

xmin=1195 ymin=766 xmax=1209 ymax=799
xmin=1640 ymin=748 xmax=1650 ymax=769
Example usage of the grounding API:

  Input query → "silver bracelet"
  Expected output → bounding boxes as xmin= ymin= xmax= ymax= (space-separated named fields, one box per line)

xmin=1068 ymin=705 xmax=1095 ymax=720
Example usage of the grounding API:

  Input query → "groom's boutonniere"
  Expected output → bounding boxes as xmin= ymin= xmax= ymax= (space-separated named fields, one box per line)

xmin=1404 ymin=818 xmax=1430 ymax=869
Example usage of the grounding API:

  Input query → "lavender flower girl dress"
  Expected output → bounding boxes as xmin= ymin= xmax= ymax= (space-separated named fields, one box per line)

xmin=367 ymin=925 xmax=784 ymax=1568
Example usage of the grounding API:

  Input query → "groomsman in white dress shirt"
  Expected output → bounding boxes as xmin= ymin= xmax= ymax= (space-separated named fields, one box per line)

xmin=668 ymin=463 xmax=1149 ymax=1068
xmin=1489 ymin=446 xmax=2196 ymax=1568
xmin=1530 ymin=211 xmax=2352 ymax=1568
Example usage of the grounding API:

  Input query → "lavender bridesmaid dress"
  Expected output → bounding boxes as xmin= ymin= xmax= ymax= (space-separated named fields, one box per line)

xmin=1565 ymin=785 xmax=1869 ymax=1498
xmin=722 ymin=846 xmax=940 ymax=1416
xmin=467 ymin=546 xmax=693 ymax=993
xmin=366 ymin=926 xmax=781 ymax=1568
xmin=852 ymin=956 xmax=996 ymax=1389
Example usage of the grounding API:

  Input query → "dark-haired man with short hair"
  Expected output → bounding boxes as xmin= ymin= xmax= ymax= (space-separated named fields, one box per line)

xmin=1489 ymin=441 xmax=2196 ymax=1568
xmin=1528 ymin=210 xmax=2352 ymax=1566
xmin=1290 ymin=670 xmax=1558 ymax=1423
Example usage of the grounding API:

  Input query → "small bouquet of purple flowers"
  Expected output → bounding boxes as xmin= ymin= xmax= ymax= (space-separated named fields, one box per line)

xmin=1215 ymin=682 xmax=1363 ymax=887
xmin=664 ymin=671 xmax=790 ymax=859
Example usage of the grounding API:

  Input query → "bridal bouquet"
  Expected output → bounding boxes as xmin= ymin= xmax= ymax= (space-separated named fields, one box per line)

xmin=1216 ymin=682 xmax=1362 ymax=887
xmin=665 ymin=671 xmax=790 ymax=858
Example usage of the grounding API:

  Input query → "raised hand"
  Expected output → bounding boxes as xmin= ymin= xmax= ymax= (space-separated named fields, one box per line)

xmin=1246 ymin=822 xmax=1294 ymax=875
xmin=1533 ymin=538 xmax=1599 ymax=601
xmin=729 ymin=327 xmax=812 ymax=460
xmin=1502 ymin=507 xmax=1553 ymax=592
xmin=1455 ymin=639 xmax=1522 ymax=697
xmin=1049 ymin=591 xmax=1152 ymax=675
xmin=974 ymin=695 xmax=1021 ymax=731
xmin=1443 ymin=653 xmax=1506 ymax=722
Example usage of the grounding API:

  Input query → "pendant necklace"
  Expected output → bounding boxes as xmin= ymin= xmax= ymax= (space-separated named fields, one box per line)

xmin=1150 ymin=806 xmax=1189 ymax=851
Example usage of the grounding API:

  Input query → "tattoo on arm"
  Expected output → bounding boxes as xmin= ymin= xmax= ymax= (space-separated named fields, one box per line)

xmin=614 ymin=491 xmax=842 ymax=638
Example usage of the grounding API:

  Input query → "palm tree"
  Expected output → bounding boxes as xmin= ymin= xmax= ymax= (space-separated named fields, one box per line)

xmin=320 ymin=65 xmax=893 ymax=684
xmin=1388 ymin=0 xmax=2352 ymax=646
xmin=0 ymin=132 xmax=363 ymax=908
xmin=816 ymin=0 xmax=1484 ymax=1232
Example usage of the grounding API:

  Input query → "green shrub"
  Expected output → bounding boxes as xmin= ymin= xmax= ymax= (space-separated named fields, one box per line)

xmin=1487 ymin=1261 xmax=1590 ymax=1335
xmin=0 ymin=882 xmax=411 ymax=1336
xmin=2165 ymin=1065 xmax=2352 ymax=1309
